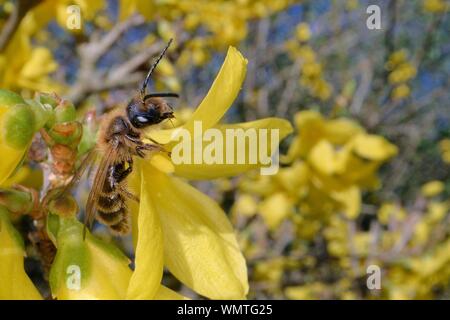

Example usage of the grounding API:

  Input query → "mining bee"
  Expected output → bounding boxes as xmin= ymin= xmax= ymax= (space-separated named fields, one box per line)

xmin=67 ymin=39 xmax=178 ymax=236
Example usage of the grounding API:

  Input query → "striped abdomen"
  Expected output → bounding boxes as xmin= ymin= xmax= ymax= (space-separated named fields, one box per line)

xmin=95 ymin=165 xmax=130 ymax=234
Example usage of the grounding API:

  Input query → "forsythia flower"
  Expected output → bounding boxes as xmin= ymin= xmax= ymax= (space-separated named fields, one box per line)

xmin=287 ymin=25 xmax=332 ymax=101
xmin=386 ymin=50 xmax=416 ymax=101
xmin=423 ymin=0 xmax=449 ymax=13
xmin=124 ymin=47 xmax=291 ymax=299
xmin=421 ymin=180 xmax=445 ymax=197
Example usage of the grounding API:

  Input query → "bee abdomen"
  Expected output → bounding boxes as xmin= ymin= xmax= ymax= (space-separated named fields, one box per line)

xmin=97 ymin=206 xmax=126 ymax=226
xmin=97 ymin=193 xmax=124 ymax=212
xmin=109 ymin=215 xmax=131 ymax=235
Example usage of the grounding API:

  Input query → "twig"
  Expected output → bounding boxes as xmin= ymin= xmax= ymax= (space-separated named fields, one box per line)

xmin=67 ymin=15 xmax=146 ymax=104
xmin=349 ymin=58 xmax=373 ymax=115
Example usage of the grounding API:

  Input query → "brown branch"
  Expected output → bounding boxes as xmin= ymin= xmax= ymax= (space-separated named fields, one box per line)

xmin=67 ymin=15 xmax=146 ymax=105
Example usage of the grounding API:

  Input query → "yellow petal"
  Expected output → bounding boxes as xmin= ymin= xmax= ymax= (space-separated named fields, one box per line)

xmin=308 ymin=140 xmax=339 ymax=176
xmin=324 ymin=118 xmax=363 ymax=145
xmin=274 ymin=161 xmax=310 ymax=196
xmin=126 ymin=163 xmax=164 ymax=299
xmin=154 ymin=285 xmax=190 ymax=300
xmin=421 ymin=181 xmax=445 ymax=198
xmin=143 ymin=163 xmax=248 ymax=299
xmin=20 ymin=47 xmax=57 ymax=80
xmin=150 ymin=153 xmax=174 ymax=174
xmin=258 ymin=192 xmax=293 ymax=230
xmin=0 ymin=208 xmax=42 ymax=299
xmin=147 ymin=46 xmax=248 ymax=144
xmin=172 ymin=118 xmax=292 ymax=179
xmin=330 ymin=186 xmax=361 ymax=219
xmin=351 ymin=134 xmax=398 ymax=161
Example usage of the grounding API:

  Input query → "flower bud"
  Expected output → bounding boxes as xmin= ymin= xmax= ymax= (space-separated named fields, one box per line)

xmin=54 ymin=99 xmax=77 ymax=124
xmin=0 ymin=188 xmax=34 ymax=215
xmin=0 ymin=90 xmax=34 ymax=185
xmin=49 ymin=215 xmax=132 ymax=299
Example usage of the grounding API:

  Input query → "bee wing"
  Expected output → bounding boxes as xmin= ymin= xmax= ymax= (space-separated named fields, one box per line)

xmin=84 ymin=145 xmax=118 ymax=238
xmin=62 ymin=149 xmax=98 ymax=194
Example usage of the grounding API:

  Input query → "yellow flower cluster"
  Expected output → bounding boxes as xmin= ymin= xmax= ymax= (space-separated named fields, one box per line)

xmin=379 ymin=190 xmax=449 ymax=299
xmin=0 ymin=0 xmax=106 ymax=93
xmin=286 ymin=23 xmax=332 ymax=101
xmin=386 ymin=50 xmax=417 ymax=100
xmin=0 ymin=0 xmax=293 ymax=95
xmin=234 ymin=110 xmax=397 ymax=233
xmin=120 ymin=0 xmax=293 ymax=67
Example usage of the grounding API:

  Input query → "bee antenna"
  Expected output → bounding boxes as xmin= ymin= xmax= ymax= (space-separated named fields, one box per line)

xmin=169 ymin=118 xmax=175 ymax=128
xmin=140 ymin=38 xmax=174 ymax=100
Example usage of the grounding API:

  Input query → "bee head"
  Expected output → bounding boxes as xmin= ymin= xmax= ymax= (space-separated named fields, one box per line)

xmin=127 ymin=95 xmax=175 ymax=129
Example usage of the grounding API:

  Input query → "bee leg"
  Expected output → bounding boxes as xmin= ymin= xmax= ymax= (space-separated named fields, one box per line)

xmin=147 ymin=137 xmax=163 ymax=146
xmin=117 ymin=185 xmax=140 ymax=203
xmin=125 ymin=134 xmax=141 ymax=144
xmin=136 ymin=143 xmax=170 ymax=158
xmin=112 ymin=159 xmax=134 ymax=183
xmin=111 ymin=160 xmax=140 ymax=203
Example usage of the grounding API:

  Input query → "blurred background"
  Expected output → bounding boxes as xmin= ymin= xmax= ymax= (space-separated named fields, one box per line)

xmin=1 ymin=0 xmax=449 ymax=299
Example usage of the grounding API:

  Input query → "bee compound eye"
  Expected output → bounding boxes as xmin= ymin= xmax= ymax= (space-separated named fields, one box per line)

xmin=136 ymin=116 xmax=148 ymax=124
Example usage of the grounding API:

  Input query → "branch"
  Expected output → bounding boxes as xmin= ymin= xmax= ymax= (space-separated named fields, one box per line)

xmin=67 ymin=15 xmax=146 ymax=105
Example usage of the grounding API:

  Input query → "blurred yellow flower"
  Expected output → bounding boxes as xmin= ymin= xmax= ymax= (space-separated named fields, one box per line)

xmin=423 ymin=0 xmax=448 ymax=13
xmin=421 ymin=180 xmax=445 ymax=197
xmin=295 ymin=23 xmax=311 ymax=42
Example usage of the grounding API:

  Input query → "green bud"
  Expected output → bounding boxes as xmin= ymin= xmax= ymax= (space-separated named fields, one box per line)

xmin=34 ymin=92 xmax=59 ymax=109
xmin=55 ymin=100 xmax=77 ymax=123
xmin=2 ymin=103 xmax=36 ymax=149
xmin=0 ymin=188 xmax=34 ymax=214
xmin=25 ymin=99 xmax=53 ymax=131
xmin=48 ymin=121 xmax=83 ymax=146
xmin=49 ymin=218 xmax=90 ymax=295
xmin=0 ymin=89 xmax=25 ymax=108
xmin=48 ymin=193 xmax=79 ymax=219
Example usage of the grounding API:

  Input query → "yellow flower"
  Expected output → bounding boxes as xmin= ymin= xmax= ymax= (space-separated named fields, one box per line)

xmin=233 ymin=194 xmax=258 ymax=217
xmin=391 ymin=84 xmax=410 ymax=100
xmin=295 ymin=23 xmax=311 ymax=42
xmin=377 ymin=202 xmax=406 ymax=224
xmin=0 ymin=207 xmax=42 ymax=299
xmin=127 ymin=47 xmax=292 ymax=299
xmin=423 ymin=0 xmax=448 ymax=13
xmin=258 ymin=192 xmax=293 ymax=230
xmin=421 ymin=180 xmax=445 ymax=197
xmin=285 ymin=282 xmax=326 ymax=300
